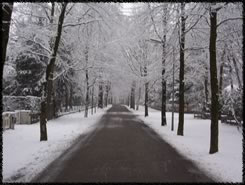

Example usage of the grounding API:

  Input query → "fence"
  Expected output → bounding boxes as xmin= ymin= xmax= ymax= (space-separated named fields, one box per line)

xmin=2 ymin=110 xmax=41 ymax=130
xmin=2 ymin=112 xmax=16 ymax=130
xmin=2 ymin=105 xmax=98 ymax=131
xmin=220 ymin=114 xmax=242 ymax=125
xmin=57 ymin=106 xmax=84 ymax=117
xmin=2 ymin=105 xmax=89 ymax=131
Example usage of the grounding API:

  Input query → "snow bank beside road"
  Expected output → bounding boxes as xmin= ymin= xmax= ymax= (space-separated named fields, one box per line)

xmin=3 ymin=105 xmax=111 ymax=182
xmin=128 ymin=106 xmax=243 ymax=182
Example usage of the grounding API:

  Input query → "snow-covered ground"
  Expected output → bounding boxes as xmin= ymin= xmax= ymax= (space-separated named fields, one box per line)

xmin=3 ymin=105 xmax=111 ymax=182
xmin=127 ymin=105 xmax=243 ymax=183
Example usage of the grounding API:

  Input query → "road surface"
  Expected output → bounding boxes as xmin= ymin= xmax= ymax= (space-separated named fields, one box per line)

xmin=33 ymin=104 xmax=214 ymax=182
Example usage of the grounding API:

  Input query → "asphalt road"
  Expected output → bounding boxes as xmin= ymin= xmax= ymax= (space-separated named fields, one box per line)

xmin=32 ymin=104 xmax=214 ymax=183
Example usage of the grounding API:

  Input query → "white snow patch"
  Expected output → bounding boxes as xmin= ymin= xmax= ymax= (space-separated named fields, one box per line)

xmin=3 ymin=105 xmax=112 ymax=182
xmin=127 ymin=105 xmax=243 ymax=183
xmin=224 ymin=84 xmax=238 ymax=92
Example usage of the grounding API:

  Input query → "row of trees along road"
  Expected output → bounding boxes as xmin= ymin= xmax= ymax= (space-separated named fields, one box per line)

xmin=2 ymin=3 xmax=243 ymax=154
xmin=117 ymin=3 xmax=242 ymax=154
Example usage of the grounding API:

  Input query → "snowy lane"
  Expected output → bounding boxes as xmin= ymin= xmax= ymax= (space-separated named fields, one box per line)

xmin=32 ymin=104 xmax=214 ymax=183
xmin=3 ymin=106 xmax=111 ymax=182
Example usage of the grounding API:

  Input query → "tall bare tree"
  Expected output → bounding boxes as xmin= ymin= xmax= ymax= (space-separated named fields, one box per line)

xmin=177 ymin=3 xmax=186 ymax=136
xmin=40 ymin=3 xmax=68 ymax=141
xmin=209 ymin=4 xmax=219 ymax=154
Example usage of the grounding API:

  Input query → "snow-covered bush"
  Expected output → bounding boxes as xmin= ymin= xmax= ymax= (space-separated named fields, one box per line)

xmin=221 ymin=86 xmax=243 ymax=123
xmin=3 ymin=96 xmax=41 ymax=112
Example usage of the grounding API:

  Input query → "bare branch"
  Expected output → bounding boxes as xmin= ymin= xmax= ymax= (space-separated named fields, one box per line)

xmin=147 ymin=3 xmax=164 ymax=43
xmin=62 ymin=19 xmax=101 ymax=28
xmin=65 ymin=3 xmax=75 ymax=16
xmin=185 ymin=15 xmax=205 ymax=34
xmin=217 ymin=17 xmax=243 ymax=28
xmin=146 ymin=38 xmax=162 ymax=44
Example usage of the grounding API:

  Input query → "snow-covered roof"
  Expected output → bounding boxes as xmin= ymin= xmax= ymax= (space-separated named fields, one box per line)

xmin=2 ymin=112 xmax=16 ymax=115
xmin=14 ymin=110 xmax=32 ymax=112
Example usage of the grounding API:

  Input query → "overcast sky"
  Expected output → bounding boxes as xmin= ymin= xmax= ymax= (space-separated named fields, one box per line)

xmin=121 ymin=3 xmax=134 ymax=16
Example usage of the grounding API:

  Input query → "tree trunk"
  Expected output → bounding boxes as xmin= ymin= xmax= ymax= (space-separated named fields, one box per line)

xmin=136 ymin=86 xmax=141 ymax=110
xmin=85 ymin=69 xmax=89 ymax=117
xmin=130 ymin=85 xmax=133 ymax=109
xmin=171 ymin=48 xmax=175 ymax=131
xmin=161 ymin=5 xmax=167 ymax=126
xmin=1 ymin=3 xmax=13 ymax=78
xmin=47 ymin=2 xmax=56 ymax=120
xmin=229 ymin=63 xmax=234 ymax=91
xmin=40 ymin=100 xmax=48 ymax=141
xmin=46 ymin=3 xmax=67 ymax=112
xmin=91 ymin=84 xmax=94 ymax=115
xmin=47 ymin=91 xmax=55 ymax=120
xmin=130 ymin=81 xmax=136 ymax=110
xmin=209 ymin=8 xmax=219 ymax=154
xmin=144 ymin=66 xmax=148 ymax=117
xmin=40 ymin=3 xmax=68 ymax=141
xmin=107 ymin=82 xmax=111 ymax=105
xmin=98 ymin=81 xmax=103 ymax=108
xmin=145 ymin=82 xmax=149 ymax=117
xmin=84 ymin=37 xmax=89 ymax=116
xmin=177 ymin=3 xmax=186 ymax=136
xmin=94 ymin=96 xmax=97 ymax=113
xmin=161 ymin=41 xmax=167 ymax=126
xmin=69 ymin=84 xmax=73 ymax=110
xmin=105 ymin=82 xmax=109 ymax=107
xmin=40 ymin=84 xmax=48 ymax=141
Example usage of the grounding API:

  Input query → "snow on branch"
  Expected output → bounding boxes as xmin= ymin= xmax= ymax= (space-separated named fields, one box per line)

xmin=184 ymin=10 xmax=208 ymax=34
xmin=62 ymin=19 xmax=102 ymax=28
xmin=217 ymin=17 xmax=243 ymax=28
xmin=147 ymin=3 xmax=164 ymax=43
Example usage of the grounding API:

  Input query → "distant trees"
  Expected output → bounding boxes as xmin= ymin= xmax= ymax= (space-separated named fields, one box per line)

xmin=124 ymin=3 xmax=242 ymax=154
xmin=2 ymin=2 xmax=242 ymax=150
xmin=121 ymin=38 xmax=154 ymax=117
